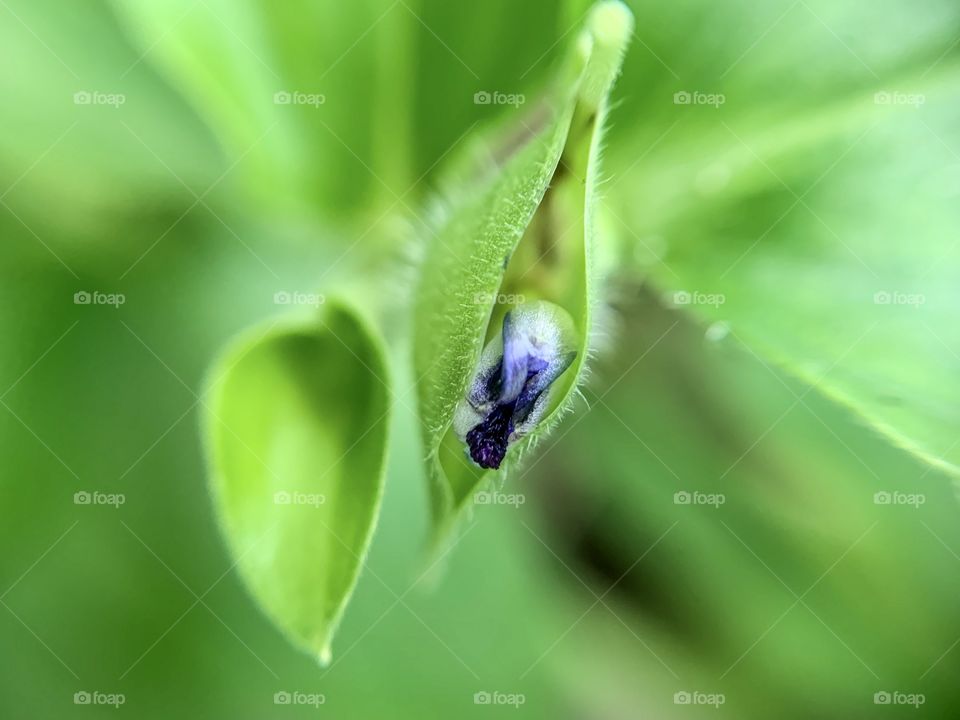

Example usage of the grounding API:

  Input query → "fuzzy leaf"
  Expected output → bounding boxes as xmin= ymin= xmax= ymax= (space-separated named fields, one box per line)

xmin=413 ymin=1 xmax=633 ymax=539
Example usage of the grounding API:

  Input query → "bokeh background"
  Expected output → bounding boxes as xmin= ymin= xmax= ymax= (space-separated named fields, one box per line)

xmin=2 ymin=0 xmax=959 ymax=717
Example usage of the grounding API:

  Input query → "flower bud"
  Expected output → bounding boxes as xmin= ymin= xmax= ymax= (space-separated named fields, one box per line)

xmin=453 ymin=301 xmax=577 ymax=469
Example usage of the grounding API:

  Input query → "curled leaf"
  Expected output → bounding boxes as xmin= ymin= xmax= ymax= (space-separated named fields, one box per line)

xmin=413 ymin=1 xmax=633 ymax=540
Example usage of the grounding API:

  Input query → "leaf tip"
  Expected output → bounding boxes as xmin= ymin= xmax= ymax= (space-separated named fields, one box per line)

xmin=579 ymin=0 xmax=634 ymax=111
xmin=316 ymin=645 xmax=333 ymax=668
xmin=590 ymin=0 xmax=634 ymax=48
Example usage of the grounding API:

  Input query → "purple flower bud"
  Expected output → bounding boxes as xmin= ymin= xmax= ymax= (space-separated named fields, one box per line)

xmin=454 ymin=301 xmax=577 ymax=469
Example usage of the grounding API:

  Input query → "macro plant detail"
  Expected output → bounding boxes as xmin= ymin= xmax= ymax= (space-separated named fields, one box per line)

xmin=3 ymin=0 xmax=960 ymax=717
xmin=455 ymin=301 xmax=578 ymax=470
xmin=413 ymin=1 xmax=632 ymax=544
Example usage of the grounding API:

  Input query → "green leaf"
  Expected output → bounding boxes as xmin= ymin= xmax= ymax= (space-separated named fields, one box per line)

xmin=600 ymin=0 xmax=960 ymax=478
xmin=527 ymin=288 xmax=960 ymax=709
xmin=616 ymin=66 xmax=960 ymax=477
xmin=110 ymin=0 xmax=414 ymax=218
xmin=410 ymin=0 xmax=577 ymax=181
xmin=0 ymin=0 xmax=222 ymax=222
xmin=413 ymin=1 xmax=633 ymax=540
xmin=604 ymin=0 xmax=960 ymax=156
xmin=204 ymin=301 xmax=391 ymax=662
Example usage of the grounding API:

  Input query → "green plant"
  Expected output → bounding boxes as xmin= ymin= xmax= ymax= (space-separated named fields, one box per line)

xmin=187 ymin=0 xmax=960 ymax=670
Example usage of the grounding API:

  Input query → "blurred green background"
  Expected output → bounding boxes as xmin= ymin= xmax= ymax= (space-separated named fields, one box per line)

xmin=2 ymin=0 xmax=959 ymax=717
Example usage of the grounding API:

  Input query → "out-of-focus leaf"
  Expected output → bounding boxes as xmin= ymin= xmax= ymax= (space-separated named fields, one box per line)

xmin=0 ymin=0 xmax=222 ymax=226
xmin=529 ymin=288 xmax=960 ymax=718
xmin=204 ymin=302 xmax=391 ymax=662
xmin=411 ymin=0 xmax=572 ymax=181
xmin=107 ymin=0 xmax=593 ymax=222
xmin=413 ymin=2 xmax=633 ymax=540
xmin=601 ymin=0 xmax=960 ymax=476
xmin=111 ymin=0 xmax=414 ymax=219
xmin=616 ymin=70 xmax=960 ymax=477
xmin=605 ymin=0 xmax=960 ymax=154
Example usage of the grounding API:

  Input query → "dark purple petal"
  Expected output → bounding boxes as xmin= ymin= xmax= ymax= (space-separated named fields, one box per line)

xmin=465 ymin=403 xmax=514 ymax=469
